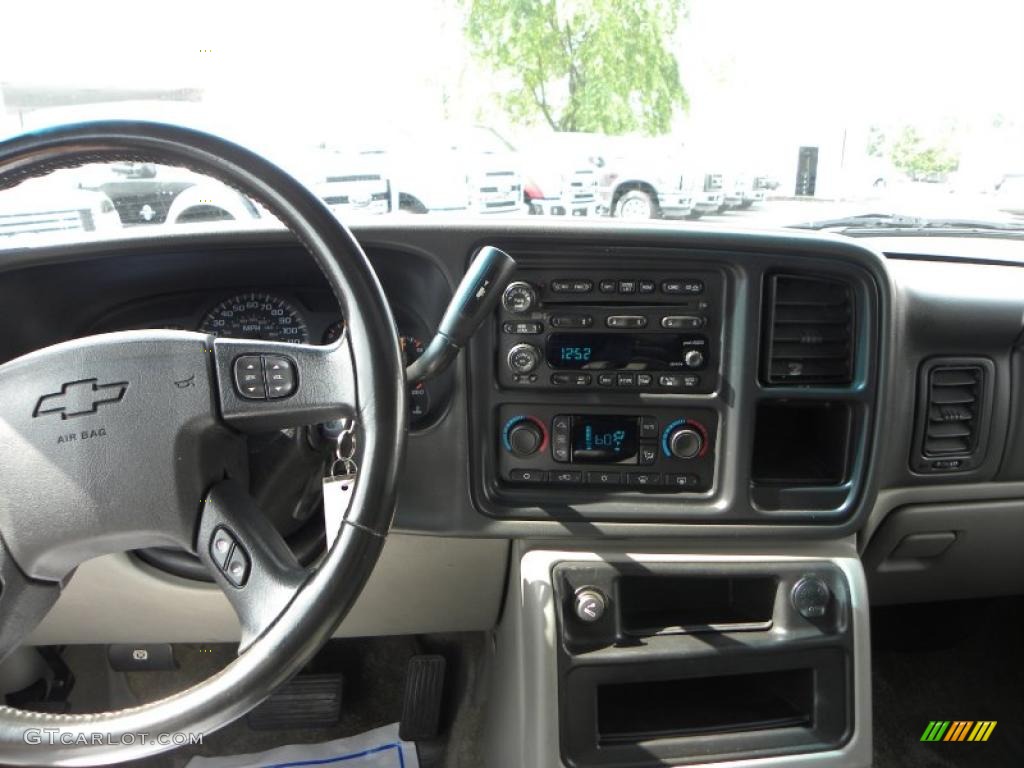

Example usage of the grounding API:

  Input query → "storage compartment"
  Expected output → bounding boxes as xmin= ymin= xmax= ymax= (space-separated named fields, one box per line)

xmin=562 ymin=648 xmax=851 ymax=767
xmin=618 ymin=574 xmax=778 ymax=634
xmin=752 ymin=400 xmax=852 ymax=485
xmin=597 ymin=669 xmax=813 ymax=744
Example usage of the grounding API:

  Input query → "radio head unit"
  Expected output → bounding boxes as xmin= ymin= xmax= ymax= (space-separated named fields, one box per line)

xmin=497 ymin=269 xmax=722 ymax=394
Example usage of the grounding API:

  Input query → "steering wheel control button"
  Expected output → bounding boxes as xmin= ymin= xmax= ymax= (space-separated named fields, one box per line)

xmin=574 ymin=587 xmax=608 ymax=623
xmin=210 ymin=528 xmax=235 ymax=568
xmin=209 ymin=526 xmax=250 ymax=587
xmin=224 ymin=544 xmax=251 ymax=588
xmin=234 ymin=355 xmax=266 ymax=399
xmin=792 ymin=575 xmax=832 ymax=619
xmin=263 ymin=355 xmax=297 ymax=399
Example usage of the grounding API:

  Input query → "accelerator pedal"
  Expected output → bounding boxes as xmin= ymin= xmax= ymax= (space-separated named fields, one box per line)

xmin=399 ymin=654 xmax=446 ymax=741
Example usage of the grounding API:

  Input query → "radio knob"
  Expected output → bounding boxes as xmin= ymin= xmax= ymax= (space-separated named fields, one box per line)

xmin=507 ymin=343 xmax=541 ymax=374
xmin=684 ymin=349 xmax=705 ymax=368
xmin=502 ymin=281 xmax=537 ymax=314
xmin=508 ymin=420 xmax=544 ymax=457
xmin=667 ymin=426 xmax=704 ymax=460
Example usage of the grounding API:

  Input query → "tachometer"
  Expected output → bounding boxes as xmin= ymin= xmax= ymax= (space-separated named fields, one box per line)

xmin=199 ymin=292 xmax=309 ymax=343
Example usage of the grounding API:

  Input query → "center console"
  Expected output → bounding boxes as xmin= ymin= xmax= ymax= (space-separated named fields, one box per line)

xmin=468 ymin=243 xmax=882 ymax=527
xmin=491 ymin=266 xmax=723 ymax=496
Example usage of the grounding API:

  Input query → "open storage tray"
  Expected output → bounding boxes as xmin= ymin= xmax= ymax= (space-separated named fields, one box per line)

xmin=562 ymin=647 xmax=850 ymax=767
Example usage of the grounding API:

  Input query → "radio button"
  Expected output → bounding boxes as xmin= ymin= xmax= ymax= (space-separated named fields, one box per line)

xmin=682 ymin=374 xmax=701 ymax=388
xmin=597 ymin=373 xmax=616 ymax=387
xmin=627 ymin=472 xmax=662 ymax=487
xmin=551 ymin=314 xmax=593 ymax=328
xmin=640 ymin=417 xmax=659 ymax=439
xmin=599 ymin=280 xmax=617 ymax=294
xmin=616 ymin=373 xmax=636 ymax=387
xmin=551 ymin=470 xmax=581 ymax=483
xmin=637 ymin=373 xmax=653 ymax=387
xmin=502 ymin=281 xmax=537 ymax=313
xmin=618 ymin=280 xmax=637 ymax=294
xmin=507 ymin=343 xmax=541 ymax=374
xmin=606 ymin=315 xmax=647 ymax=329
xmin=510 ymin=469 xmax=547 ymax=483
xmin=572 ymin=280 xmax=594 ymax=293
xmin=550 ymin=279 xmax=573 ymax=293
xmin=659 ymin=374 xmax=683 ymax=388
xmin=572 ymin=373 xmax=592 ymax=386
xmin=586 ymin=471 xmax=621 ymax=485
xmin=661 ymin=315 xmax=706 ymax=330
xmin=662 ymin=279 xmax=704 ymax=295
xmin=639 ymin=446 xmax=658 ymax=465
xmin=504 ymin=321 xmax=543 ymax=334
xmin=639 ymin=280 xmax=656 ymax=294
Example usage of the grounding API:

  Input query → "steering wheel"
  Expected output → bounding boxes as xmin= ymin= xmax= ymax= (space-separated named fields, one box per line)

xmin=0 ymin=121 xmax=407 ymax=765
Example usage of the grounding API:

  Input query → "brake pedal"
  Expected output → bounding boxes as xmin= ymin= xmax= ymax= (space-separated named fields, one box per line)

xmin=246 ymin=673 xmax=343 ymax=730
xmin=399 ymin=654 xmax=446 ymax=741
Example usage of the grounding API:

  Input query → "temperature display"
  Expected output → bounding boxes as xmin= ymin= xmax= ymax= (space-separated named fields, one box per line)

xmin=570 ymin=415 xmax=639 ymax=464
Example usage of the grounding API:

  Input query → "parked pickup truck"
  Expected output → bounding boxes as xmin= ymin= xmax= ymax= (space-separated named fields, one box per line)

xmin=0 ymin=173 xmax=122 ymax=239
xmin=485 ymin=129 xmax=601 ymax=217
xmin=331 ymin=124 xmax=525 ymax=216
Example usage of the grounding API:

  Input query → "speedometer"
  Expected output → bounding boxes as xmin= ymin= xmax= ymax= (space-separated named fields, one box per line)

xmin=199 ymin=292 xmax=309 ymax=343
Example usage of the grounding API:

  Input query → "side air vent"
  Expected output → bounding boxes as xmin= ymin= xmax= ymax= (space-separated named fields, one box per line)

xmin=912 ymin=358 xmax=994 ymax=474
xmin=762 ymin=275 xmax=854 ymax=386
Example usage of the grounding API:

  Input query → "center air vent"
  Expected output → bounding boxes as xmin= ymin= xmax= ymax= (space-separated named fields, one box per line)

xmin=913 ymin=358 xmax=993 ymax=473
xmin=762 ymin=275 xmax=854 ymax=385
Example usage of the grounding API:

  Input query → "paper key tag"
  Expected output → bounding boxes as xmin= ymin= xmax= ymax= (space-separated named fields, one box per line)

xmin=322 ymin=473 xmax=356 ymax=550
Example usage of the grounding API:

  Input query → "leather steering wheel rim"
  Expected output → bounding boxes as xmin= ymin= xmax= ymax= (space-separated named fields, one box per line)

xmin=0 ymin=121 xmax=406 ymax=765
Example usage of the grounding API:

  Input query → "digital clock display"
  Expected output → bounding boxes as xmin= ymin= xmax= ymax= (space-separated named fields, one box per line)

xmin=560 ymin=346 xmax=593 ymax=363
xmin=570 ymin=415 xmax=639 ymax=464
xmin=545 ymin=332 xmax=698 ymax=371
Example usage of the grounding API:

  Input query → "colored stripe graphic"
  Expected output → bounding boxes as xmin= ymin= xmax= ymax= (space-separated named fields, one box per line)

xmin=921 ymin=720 xmax=996 ymax=742
xmin=944 ymin=721 xmax=972 ymax=741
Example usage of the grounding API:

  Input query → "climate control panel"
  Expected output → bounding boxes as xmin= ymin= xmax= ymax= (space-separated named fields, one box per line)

xmin=497 ymin=404 xmax=717 ymax=493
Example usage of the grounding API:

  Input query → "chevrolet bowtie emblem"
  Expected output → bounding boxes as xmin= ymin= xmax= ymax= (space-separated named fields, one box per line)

xmin=33 ymin=378 xmax=128 ymax=419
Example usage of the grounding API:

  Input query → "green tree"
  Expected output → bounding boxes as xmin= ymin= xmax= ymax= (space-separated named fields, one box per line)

xmin=889 ymin=125 xmax=959 ymax=180
xmin=464 ymin=0 xmax=688 ymax=135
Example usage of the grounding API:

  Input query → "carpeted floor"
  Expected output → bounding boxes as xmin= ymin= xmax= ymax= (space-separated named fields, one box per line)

xmin=871 ymin=596 xmax=1024 ymax=768
xmin=55 ymin=633 xmax=484 ymax=768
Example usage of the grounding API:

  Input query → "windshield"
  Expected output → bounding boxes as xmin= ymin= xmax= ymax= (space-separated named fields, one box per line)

xmin=1 ymin=0 xmax=1022 ymax=244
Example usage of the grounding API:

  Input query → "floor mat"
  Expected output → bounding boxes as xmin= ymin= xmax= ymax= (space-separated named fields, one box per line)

xmin=184 ymin=723 xmax=417 ymax=768
xmin=871 ymin=596 xmax=1024 ymax=768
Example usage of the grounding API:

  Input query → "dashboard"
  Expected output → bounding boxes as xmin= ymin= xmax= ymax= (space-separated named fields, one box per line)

xmin=3 ymin=221 xmax=1024 ymax=637
xmin=87 ymin=286 xmax=436 ymax=427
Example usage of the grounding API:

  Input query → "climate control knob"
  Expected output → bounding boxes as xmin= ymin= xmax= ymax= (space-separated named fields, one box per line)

xmin=502 ymin=281 xmax=538 ymax=314
xmin=667 ymin=426 xmax=704 ymax=460
xmin=508 ymin=421 xmax=544 ymax=457
xmin=507 ymin=343 xmax=541 ymax=374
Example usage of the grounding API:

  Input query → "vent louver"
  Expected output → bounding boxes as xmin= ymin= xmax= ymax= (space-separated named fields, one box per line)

xmin=922 ymin=366 xmax=983 ymax=456
xmin=762 ymin=275 xmax=854 ymax=385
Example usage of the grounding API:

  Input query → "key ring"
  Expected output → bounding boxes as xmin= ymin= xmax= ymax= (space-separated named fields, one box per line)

xmin=327 ymin=420 xmax=359 ymax=478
